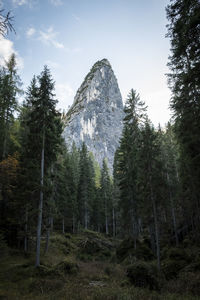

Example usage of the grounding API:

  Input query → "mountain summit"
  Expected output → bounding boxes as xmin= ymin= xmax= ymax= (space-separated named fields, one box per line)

xmin=63 ymin=59 xmax=124 ymax=170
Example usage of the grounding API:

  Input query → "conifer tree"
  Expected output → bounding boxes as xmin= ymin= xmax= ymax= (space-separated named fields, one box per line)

xmin=21 ymin=67 xmax=62 ymax=266
xmin=100 ymin=159 xmax=112 ymax=235
xmin=77 ymin=143 xmax=96 ymax=230
xmin=159 ymin=123 xmax=180 ymax=246
xmin=138 ymin=119 xmax=165 ymax=271
xmin=115 ymin=89 xmax=147 ymax=245
xmin=166 ymin=0 xmax=200 ymax=230
xmin=0 ymin=54 xmax=21 ymax=160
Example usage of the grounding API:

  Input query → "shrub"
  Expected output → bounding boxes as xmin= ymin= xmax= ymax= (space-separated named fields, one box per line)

xmin=183 ymin=261 xmax=200 ymax=273
xmin=165 ymin=272 xmax=200 ymax=296
xmin=29 ymin=278 xmax=64 ymax=294
xmin=161 ymin=259 xmax=187 ymax=280
xmin=54 ymin=258 xmax=79 ymax=275
xmin=126 ymin=261 xmax=159 ymax=290
xmin=0 ymin=233 xmax=8 ymax=258
xmin=135 ymin=244 xmax=154 ymax=261
xmin=178 ymin=271 xmax=200 ymax=295
xmin=167 ymin=248 xmax=190 ymax=262
xmin=65 ymin=233 xmax=72 ymax=239
xmin=116 ymin=238 xmax=154 ymax=263
xmin=161 ymin=247 xmax=191 ymax=280
xmin=116 ymin=238 xmax=135 ymax=262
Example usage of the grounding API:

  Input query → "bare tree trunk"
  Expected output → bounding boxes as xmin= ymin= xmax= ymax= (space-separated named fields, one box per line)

xmin=72 ymin=214 xmax=75 ymax=233
xmin=36 ymin=131 xmax=45 ymax=267
xmin=166 ymin=171 xmax=179 ymax=246
xmin=131 ymin=205 xmax=137 ymax=250
xmin=84 ymin=200 xmax=88 ymax=229
xmin=62 ymin=217 xmax=65 ymax=234
xmin=105 ymin=192 xmax=109 ymax=235
xmin=148 ymin=166 xmax=160 ymax=271
xmin=24 ymin=206 xmax=28 ymax=252
xmin=44 ymin=218 xmax=50 ymax=254
xmin=112 ymin=207 xmax=115 ymax=237
xmin=171 ymin=199 xmax=179 ymax=246
xmin=1 ymin=106 xmax=10 ymax=160
xmin=50 ymin=217 xmax=53 ymax=232
xmin=105 ymin=205 xmax=109 ymax=235
xmin=149 ymin=224 xmax=156 ymax=255
xmin=150 ymin=183 xmax=160 ymax=271
xmin=2 ymin=117 xmax=8 ymax=159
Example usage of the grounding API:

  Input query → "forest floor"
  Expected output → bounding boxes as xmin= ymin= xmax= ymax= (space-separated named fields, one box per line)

xmin=0 ymin=230 xmax=199 ymax=300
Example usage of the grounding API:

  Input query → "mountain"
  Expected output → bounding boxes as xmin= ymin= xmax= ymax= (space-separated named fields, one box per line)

xmin=63 ymin=58 xmax=124 ymax=171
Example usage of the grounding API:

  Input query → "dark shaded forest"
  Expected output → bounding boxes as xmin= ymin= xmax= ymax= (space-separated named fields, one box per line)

xmin=0 ymin=0 xmax=200 ymax=299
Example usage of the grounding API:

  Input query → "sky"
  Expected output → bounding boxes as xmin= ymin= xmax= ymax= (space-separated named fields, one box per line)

xmin=0 ymin=0 xmax=172 ymax=126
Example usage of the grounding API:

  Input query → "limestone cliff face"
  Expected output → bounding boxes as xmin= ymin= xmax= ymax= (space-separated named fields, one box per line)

xmin=63 ymin=59 xmax=124 ymax=170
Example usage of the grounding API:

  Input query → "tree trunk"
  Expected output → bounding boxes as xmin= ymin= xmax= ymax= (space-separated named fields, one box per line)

xmin=151 ymin=188 xmax=160 ymax=271
xmin=131 ymin=205 xmax=137 ymax=250
xmin=2 ymin=117 xmax=8 ymax=159
xmin=36 ymin=131 xmax=45 ymax=267
xmin=72 ymin=214 xmax=75 ymax=233
xmin=44 ymin=218 xmax=50 ymax=254
xmin=149 ymin=224 xmax=156 ymax=255
xmin=105 ymin=204 xmax=108 ymax=235
xmin=50 ymin=217 xmax=54 ymax=232
xmin=149 ymin=170 xmax=160 ymax=271
xmin=84 ymin=200 xmax=88 ymax=229
xmin=24 ymin=206 xmax=28 ymax=253
xmin=105 ymin=192 xmax=108 ymax=235
xmin=112 ymin=207 xmax=115 ymax=237
xmin=62 ymin=217 xmax=65 ymax=234
xmin=166 ymin=171 xmax=179 ymax=246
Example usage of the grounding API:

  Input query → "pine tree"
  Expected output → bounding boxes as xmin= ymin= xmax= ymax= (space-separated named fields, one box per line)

xmin=138 ymin=119 xmax=165 ymax=271
xmin=115 ymin=89 xmax=147 ymax=244
xmin=0 ymin=54 xmax=21 ymax=160
xmin=100 ymin=159 xmax=112 ymax=235
xmin=21 ymin=67 xmax=62 ymax=266
xmin=166 ymin=0 xmax=200 ymax=229
xmin=77 ymin=143 xmax=96 ymax=230
xmin=159 ymin=123 xmax=180 ymax=246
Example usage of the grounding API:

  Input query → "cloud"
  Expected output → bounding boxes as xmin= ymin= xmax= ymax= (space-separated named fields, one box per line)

xmin=0 ymin=36 xmax=24 ymax=68
xmin=55 ymin=83 xmax=75 ymax=110
xmin=50 ymin=0 xmax=63 ymax=6
xmin=12 ymin=0 xmax=28 ymax=6
xmin=38 ymin=26 xmax=64 ymax=49
xmin=72 ymin=14 xmax=81 ymax=22
xmin=26 ymin=27 xmax=35 ymax=37
xmin=12 ymin=0 xmax=36 ymax=8
xmin=0 ymin=0 xmax=3 ymax=8
xmin=64 ymin=47 xmax=82 ymax=54
xmin=45 ymin=60 xmax=60 ymax=69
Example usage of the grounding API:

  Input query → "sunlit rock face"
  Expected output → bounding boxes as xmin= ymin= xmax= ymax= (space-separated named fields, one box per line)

xmin=63 ymin=58 xmax=124 ymax=170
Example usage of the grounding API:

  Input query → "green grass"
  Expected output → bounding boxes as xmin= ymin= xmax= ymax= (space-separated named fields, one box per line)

xmin=0 ymin=233 xmax=199 ymax=300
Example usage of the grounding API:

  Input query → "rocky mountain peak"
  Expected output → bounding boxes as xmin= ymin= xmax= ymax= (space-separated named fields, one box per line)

xmin=63 ymin=59 xmax=124 ymax=171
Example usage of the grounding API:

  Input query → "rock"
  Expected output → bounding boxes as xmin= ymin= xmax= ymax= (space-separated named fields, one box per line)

xmin=63 ymin=58 xmax=124 ymax=171
xmin=89 ymin=281 xmax=106 ymax=287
